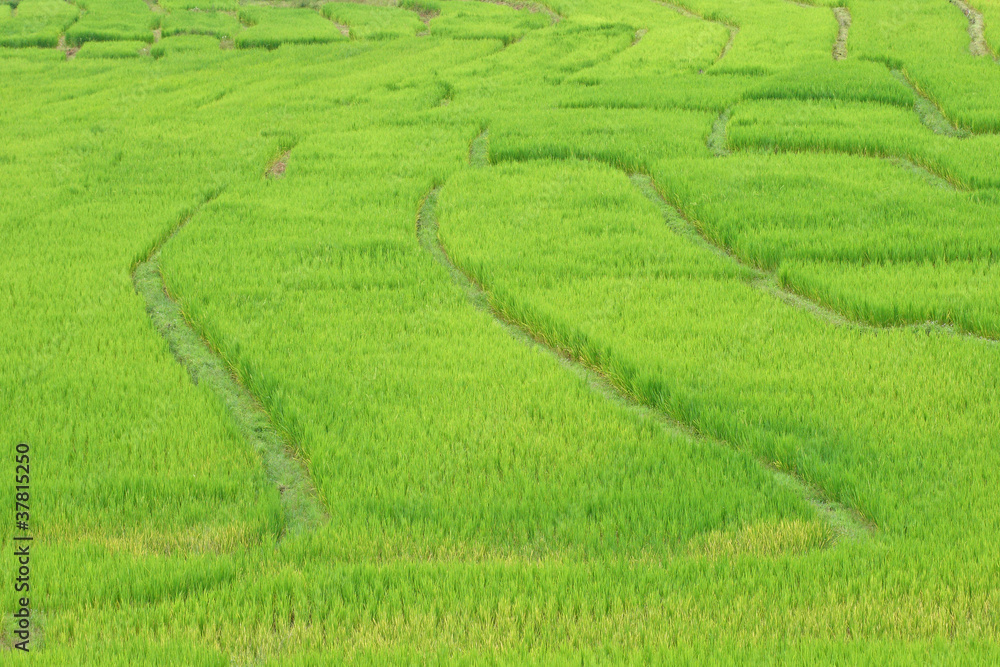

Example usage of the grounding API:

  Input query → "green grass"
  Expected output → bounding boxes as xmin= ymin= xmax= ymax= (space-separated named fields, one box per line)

xmin=236 ymin=5 xmax=347 ymax=49
xmin=0 ymin=0 xmax=78 ymax=47
xmin=430 ymin=0 xmax=551 ymax=45
xmin=161 ymin=9 xmax=239 ymax=40
xmin=2 ymin=0 xmax=1000 ymax=661
xmin=72 ymin=38 xmax=149 ymax=58
xmin=160 ymin=0 xmax=238 ymax=9
xmin=66 ymin=0 xmax=157 ymax=45
xmin=321 ymin=1 xmax=426 ymax=40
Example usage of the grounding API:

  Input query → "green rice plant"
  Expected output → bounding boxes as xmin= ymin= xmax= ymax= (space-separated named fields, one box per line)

xmin=851 ymin=0 xmax=1000 ymax=133
xmin=399 ymin=0 xmax=442 ymax=14
xmin=160 ymin=0 xmax=237 ymax=10
xmin=452 ymin=20 xmax=634 ymax=88
xmin=72 ymin=38 xmax=149 ymax=58
xmin=742 ymin=60 xmax=915 ymax=106
xmin=777 ymin=258 xmax=1000 ymax=338
xmin=430 ymin=0 xmax=551 ymax=45
xmin=66 ymin=0 xmax=157 ymax=45
xmin=489 ymin=106 xmax=716 ymax=170
xmin=159 ymin=129 xmax=810 ymax=568
xmin=685 ymin=0 xmax=839 ymax=75
xmin=161 ymin=9 xmax=239 ymax=39
xmin=968 ymin=0 xmax=1000 ymax=53
xmin=236 ymin=5 xmax=347 ymax=49
xmin=727 ymin=98 xmax=1000 ymax=188
xmin=564 ymin=4 xmax=731 ymax=82
xmin=5 ymin=0 xmax=1000 ymax=660
xmin=560 ymin=70 xmax=751 ymax=111
xmin=154 ymin=32 xmax=220 ymax=55
xmin=437 ymin=157 xmax=1000 ymax=548
xmin=0 ymin=0 xmax=78 ymax=48
xmin=654 ymin=151 xmax=1000 ymax=267
xmin=321 ymin=1 xmax=426 ymax=40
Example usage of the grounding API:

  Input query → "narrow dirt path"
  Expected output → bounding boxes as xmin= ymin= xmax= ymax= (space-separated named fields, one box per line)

xmin=707 ymin=109 xmax=731 ymax=156
xmin=132 ymin=191 xmax=327 ymax=541
xmin=832 ymin=7 xmax=850 ymax=60
xmin=417 ymin=131 xmax=874 ymax=545
xmin=950 ymin=0 xmax=994 ymax=57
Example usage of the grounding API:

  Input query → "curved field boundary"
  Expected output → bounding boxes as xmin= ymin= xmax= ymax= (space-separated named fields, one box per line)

xmin=719 ymin=116 xmax=968 ymax=190
xmin=483 ymin=119 xmax=992 ymax=341
xmin=890 ymin=156 xmax=960 ymax=190
xmin=889 ymin=70 xmax=969 ymax=138
xmin=707 ymin=108 xmax=731 ymax=156
xmin=714 ymin=77 xmax=969 ymax=187
xmin=832 ymin=7 xmax=850 ymax=60
xmin=419 ymin=135 xmax=872 ymax=544
xmin=630 ymin=173 xmax=857 ymax=330
xmin=950 ymin=0 xmax=994 ymax=57
xmin=132 ymin=190 xmax=327 ymax=541
xmin=655 ymin=1 xmax=739 ymax=67
xmin=632 ymin=174 xmax=997 ymax=345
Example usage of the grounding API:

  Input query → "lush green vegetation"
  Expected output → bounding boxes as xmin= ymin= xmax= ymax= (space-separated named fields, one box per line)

xmin=3 ymin=0 xmax=1000 ymax=662
xmin=66 ymin=0 xmax=158 ymax=45
xmin=161 ymin=10 xmax=239 ymax=40
xmin=237 ymin=5 xmax=347 ymax=49
xmin=0 ymin=0 xmax=77 ymax=47
xmin=321 ymin=1 xmax=426 ymax=40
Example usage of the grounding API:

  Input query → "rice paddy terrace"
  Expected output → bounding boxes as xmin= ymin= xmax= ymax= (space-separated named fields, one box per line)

xmin=3 ymin=0 xmax=1000 ymax=662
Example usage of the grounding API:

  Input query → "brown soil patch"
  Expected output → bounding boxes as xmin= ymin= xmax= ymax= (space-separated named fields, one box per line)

xmin=832 ymin=7 xmax=850 ymax=61
xmin=266 ymin=150 xmax=290 ymax=178
xmin=950 ymin=0 xmax=992 ymax=57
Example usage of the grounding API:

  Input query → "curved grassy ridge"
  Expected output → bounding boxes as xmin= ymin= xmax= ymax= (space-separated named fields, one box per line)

xmin=4 ymin=0 xmax=1000 ymax=661
xmin=158 ymin=42 xmax=817 ymax=564
xmin=436 ymin=155 xmax=1000 ymax=538
xmin=727 ymin=99 xmax=1000 ymax=186
xmin=850 ymin=0 xmax=1000 ymax=133
xmin=0 ymin=49 xmax=288 ymax=574
xmin=656 ymin=151 xmax=1000 ymax=264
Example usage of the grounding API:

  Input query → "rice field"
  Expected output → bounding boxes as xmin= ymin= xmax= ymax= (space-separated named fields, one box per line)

xmin=2 ymin=0 xmax=999 ymax=662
